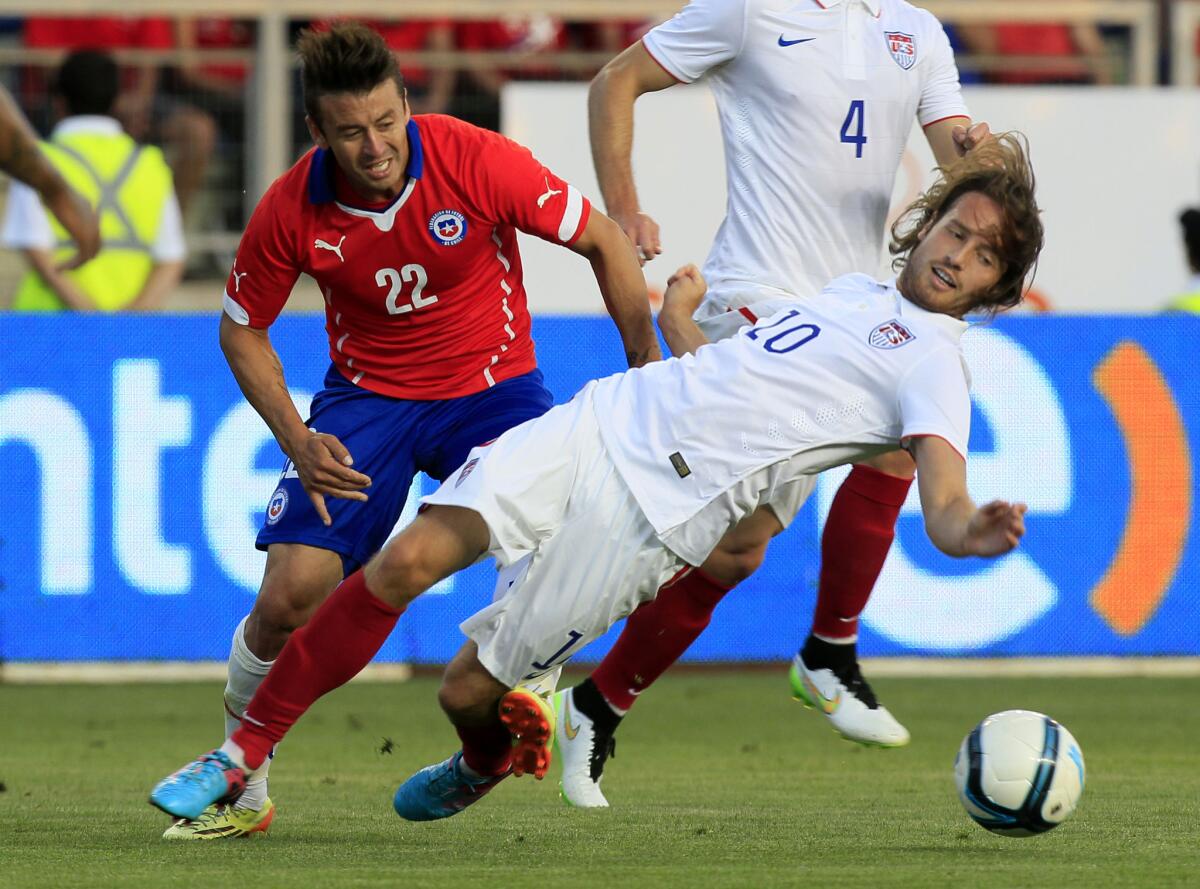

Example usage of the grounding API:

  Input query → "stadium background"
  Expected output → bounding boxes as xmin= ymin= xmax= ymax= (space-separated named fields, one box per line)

xmin=0 ymin=0 xmax=1197 ymax=666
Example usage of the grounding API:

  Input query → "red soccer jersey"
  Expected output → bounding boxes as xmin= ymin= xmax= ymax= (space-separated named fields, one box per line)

xmin=223 ymin=114 xmax=592 ymax=400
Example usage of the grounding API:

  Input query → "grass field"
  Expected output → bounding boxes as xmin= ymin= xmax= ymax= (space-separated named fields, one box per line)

xmin=2 ymin=671 xmax=1197 ymax=888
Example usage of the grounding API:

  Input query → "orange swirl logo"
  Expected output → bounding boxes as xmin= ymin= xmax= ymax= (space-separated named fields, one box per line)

xmin=1089 ymin=342 xmax=1192 ymax=635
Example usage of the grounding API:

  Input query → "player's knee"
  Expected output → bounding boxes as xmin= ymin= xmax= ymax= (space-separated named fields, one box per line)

xmin=705 ymin=539 xmax=768 ymax=585
xmin=252 ymin=573 xmax=334 ymax=636
xmin=372 ymin=535 xmax=442 ymax=605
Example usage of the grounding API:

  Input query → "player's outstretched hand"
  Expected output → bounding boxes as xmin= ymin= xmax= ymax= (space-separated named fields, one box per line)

xmin=662 ymin=264 xmax=707 ymax=316
xmin=293 ymin=431 xmax=372 ymax=527
xmin=44 ymin=183 xmax=100 ymax=270
xmin=614 ymin=209 xmax=662 ymax=266
xmin=963 ymin=500 xmax=1026 ymax=557
xmin=952 ymin=121 xmax=993 ymax=157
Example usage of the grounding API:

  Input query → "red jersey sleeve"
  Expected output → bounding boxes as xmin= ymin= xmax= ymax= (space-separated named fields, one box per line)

xmin=467 ymin=128 xmax=592 ymax=247
xmin=223 ymin=178 xmax=302 ymax=328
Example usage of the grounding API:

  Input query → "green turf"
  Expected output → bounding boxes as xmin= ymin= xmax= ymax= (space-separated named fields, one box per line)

xmin=1 ymin=672 xmax=1196 ymax=888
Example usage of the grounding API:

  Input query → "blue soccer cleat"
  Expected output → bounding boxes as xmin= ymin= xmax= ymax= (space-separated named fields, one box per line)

xmin=149 ymin=750 xmax=247 ymax=822
xmin=393 ymin=751 xmax=507 ymax=821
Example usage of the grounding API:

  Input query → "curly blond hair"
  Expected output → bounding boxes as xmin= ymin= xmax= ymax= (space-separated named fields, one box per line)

xmin=890 ymin=132 xmax=1044 ymax=313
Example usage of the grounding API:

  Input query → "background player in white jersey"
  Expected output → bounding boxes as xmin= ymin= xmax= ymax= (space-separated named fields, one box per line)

xmin=555 ymin=0 xmax=997 ymax=806
xmin=149 ymin=134 xmax=1043 ymax=825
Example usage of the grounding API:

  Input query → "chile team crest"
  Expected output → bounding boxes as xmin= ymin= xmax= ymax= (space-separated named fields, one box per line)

xmin=869 ymin=319 xmax=916 ymax=349
xmin=884 ymin=31 xmax=917 ymax=70
xmin=429 ymin=209 xmax=467 ymax=246
xmin=266 ymin=487 xmax=288 ymax=525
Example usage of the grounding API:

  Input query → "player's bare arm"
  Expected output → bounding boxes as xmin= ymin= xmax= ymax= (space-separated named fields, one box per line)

xmin=570 ymin=209 xmax=662 ymax=368
xmin=657 ymin=264 xmax=711 ymax=357
xmin=219 ymin=314 xmax=371 ymax=526
xmin=0 ymin=85 xmax=99 ymax=269
xmin=588 ymin=41 xmax=678 ymax=264
xmin=910 ymin=435 xmax=1026 ymax=558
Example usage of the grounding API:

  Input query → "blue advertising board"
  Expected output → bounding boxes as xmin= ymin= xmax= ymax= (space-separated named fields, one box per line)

xmin=1 ymin=313 xmax=1196 ymax=661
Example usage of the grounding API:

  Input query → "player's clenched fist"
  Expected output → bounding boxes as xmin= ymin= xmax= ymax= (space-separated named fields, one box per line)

xmin=292 ymin=430 xmax=372 ymax=527
xmin=952 ymin=121 xmax=993 ymax=156
xmin=963 ymin=500 xmax=1027 ymax=557
xmin=662 ymin=264 xmax=707 ymax=315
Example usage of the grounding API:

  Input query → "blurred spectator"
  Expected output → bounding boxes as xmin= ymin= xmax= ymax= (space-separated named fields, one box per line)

xmin=1168 ymin=208 xmax=1200 ymax=313
xmin=956 ymin=21 xmax=1113 ymax=85
xmin=163 ymin=18 xmax=253 ymax=229
xmin=566 ymin=19 xmax=654 ymax=56
xmin=22 ymin=16 xmax=218 ymax=216
xmin=0 ymin=50 xmax=184 ymax=311
xmin=453 ymin=16 xmax=566 ymax=130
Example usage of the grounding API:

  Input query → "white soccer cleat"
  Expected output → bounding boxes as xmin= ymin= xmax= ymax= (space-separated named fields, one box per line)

xmin=552 ymin=688 xmax=614 ymax=808
xmin=789 ymin=652 xmax=910 ymax=748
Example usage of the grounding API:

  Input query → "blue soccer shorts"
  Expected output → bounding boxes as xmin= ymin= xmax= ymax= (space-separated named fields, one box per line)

xmin=256 ymin=364 xmax=554 ymax=573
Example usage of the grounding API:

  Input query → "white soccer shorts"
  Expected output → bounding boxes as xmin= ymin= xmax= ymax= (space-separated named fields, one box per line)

xmin=423 ymin=386 xmax=686 ymax=688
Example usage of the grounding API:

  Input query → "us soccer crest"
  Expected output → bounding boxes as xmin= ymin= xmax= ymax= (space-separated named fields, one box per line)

xmin=869 ymin=319 xmax=915 ymax=349
xmin=884 ymin=31 xmax=917 ymax=70
xmin=455 ymin=457 xmax=480 ymax=487
xmin=429 ymin=209 xmax=467 ymax=246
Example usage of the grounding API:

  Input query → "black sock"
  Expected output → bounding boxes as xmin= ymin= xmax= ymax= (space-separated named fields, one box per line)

xmin=801 ymin=634 xmax=857 ymax=671
xmin=571 ymin=678 xmax=622 ymax=735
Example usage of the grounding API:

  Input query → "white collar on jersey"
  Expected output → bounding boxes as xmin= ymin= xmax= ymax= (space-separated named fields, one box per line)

xmin=886 ymin=278 xmax=970 ymax=342
xmin=816 ymin=0 xmax=882 ymax=17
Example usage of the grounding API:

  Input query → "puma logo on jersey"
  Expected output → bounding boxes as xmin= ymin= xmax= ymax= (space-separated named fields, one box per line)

xmin=231 ymin=258 xmax=248 ymax=292
xmin=537 ymin=178 xmax=563 ymax=209
xmin=314 ymin=235 xmax=347 ymax=262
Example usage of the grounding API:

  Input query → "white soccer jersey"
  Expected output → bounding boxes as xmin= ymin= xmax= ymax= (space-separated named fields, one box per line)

xmin=590 ymin=273 xmax=971 ymax=565
xmin=642 ymin=0 xmax=968 ymax=312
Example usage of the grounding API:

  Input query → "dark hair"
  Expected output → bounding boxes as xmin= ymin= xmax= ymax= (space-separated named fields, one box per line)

xmin=1180 ymin=208 xmax=1200 ymax=273
xmin=54 ymin=50 xmax=119 ymax=117
xmin=296 ymin=22 xmax=405 ymax=126
xmin=890 ymin=132 xmax=1044 ymax=314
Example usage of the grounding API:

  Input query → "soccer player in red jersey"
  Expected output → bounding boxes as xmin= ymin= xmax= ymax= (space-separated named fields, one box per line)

xmin=159 ymin=22 xmax=658 ymax=840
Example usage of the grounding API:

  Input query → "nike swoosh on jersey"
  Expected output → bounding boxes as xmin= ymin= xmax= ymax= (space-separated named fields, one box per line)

xmin=778 ymin=35 xmax=817 ymax=47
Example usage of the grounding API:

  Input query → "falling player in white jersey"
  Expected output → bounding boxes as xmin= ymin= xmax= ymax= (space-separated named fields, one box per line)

xmin=554 ymin=0 xmax=998 ymax=806
xmin=148 ymin=133 xmax=1043 ymax=825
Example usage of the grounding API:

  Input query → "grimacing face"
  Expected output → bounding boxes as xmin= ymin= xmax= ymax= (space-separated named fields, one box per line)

xmin=899 ymin=191 xmax=1006 ymax=317
xmin=307 ymin=78 xmax=410 ymax=202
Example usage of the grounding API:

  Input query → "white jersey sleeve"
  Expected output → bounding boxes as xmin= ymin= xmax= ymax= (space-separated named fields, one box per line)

xmin=151 ymin=191 xmax=186 ymax=262
xmin=0 ymin=181 xmax=53 ymax=250
xmin=897 ymin=346 xmax=971 ymax=459
xmin=916 ymin=14 xmax=970 ymax=127
xmin=641 ymin=0 xmax=749 ymax=83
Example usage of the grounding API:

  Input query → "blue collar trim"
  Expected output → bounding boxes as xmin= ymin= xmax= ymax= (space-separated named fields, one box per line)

xmin=306 ymin=118 xmax=424 ymax=206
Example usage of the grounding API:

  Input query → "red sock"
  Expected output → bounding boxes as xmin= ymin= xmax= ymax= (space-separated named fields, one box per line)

xmin=232 ymin=569 xmax=404 ymax=768
xmin=812 ymin=464 xmax=913 ymax=641
xmin=456 ymin=722 xmax=513 ymax=777
xmin=591 ymin=569 xmax=734 ymax=712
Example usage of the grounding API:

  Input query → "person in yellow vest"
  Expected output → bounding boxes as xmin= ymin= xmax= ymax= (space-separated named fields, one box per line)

xmin=1 ymin=49 xmax=184 ymax=311
xmin=1169 ymin=208 xmax=1200 ymax=313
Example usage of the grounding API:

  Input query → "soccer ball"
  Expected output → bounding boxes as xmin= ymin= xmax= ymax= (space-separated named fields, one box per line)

xmin=953 ymin=709 xmax=1085 ymax=837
